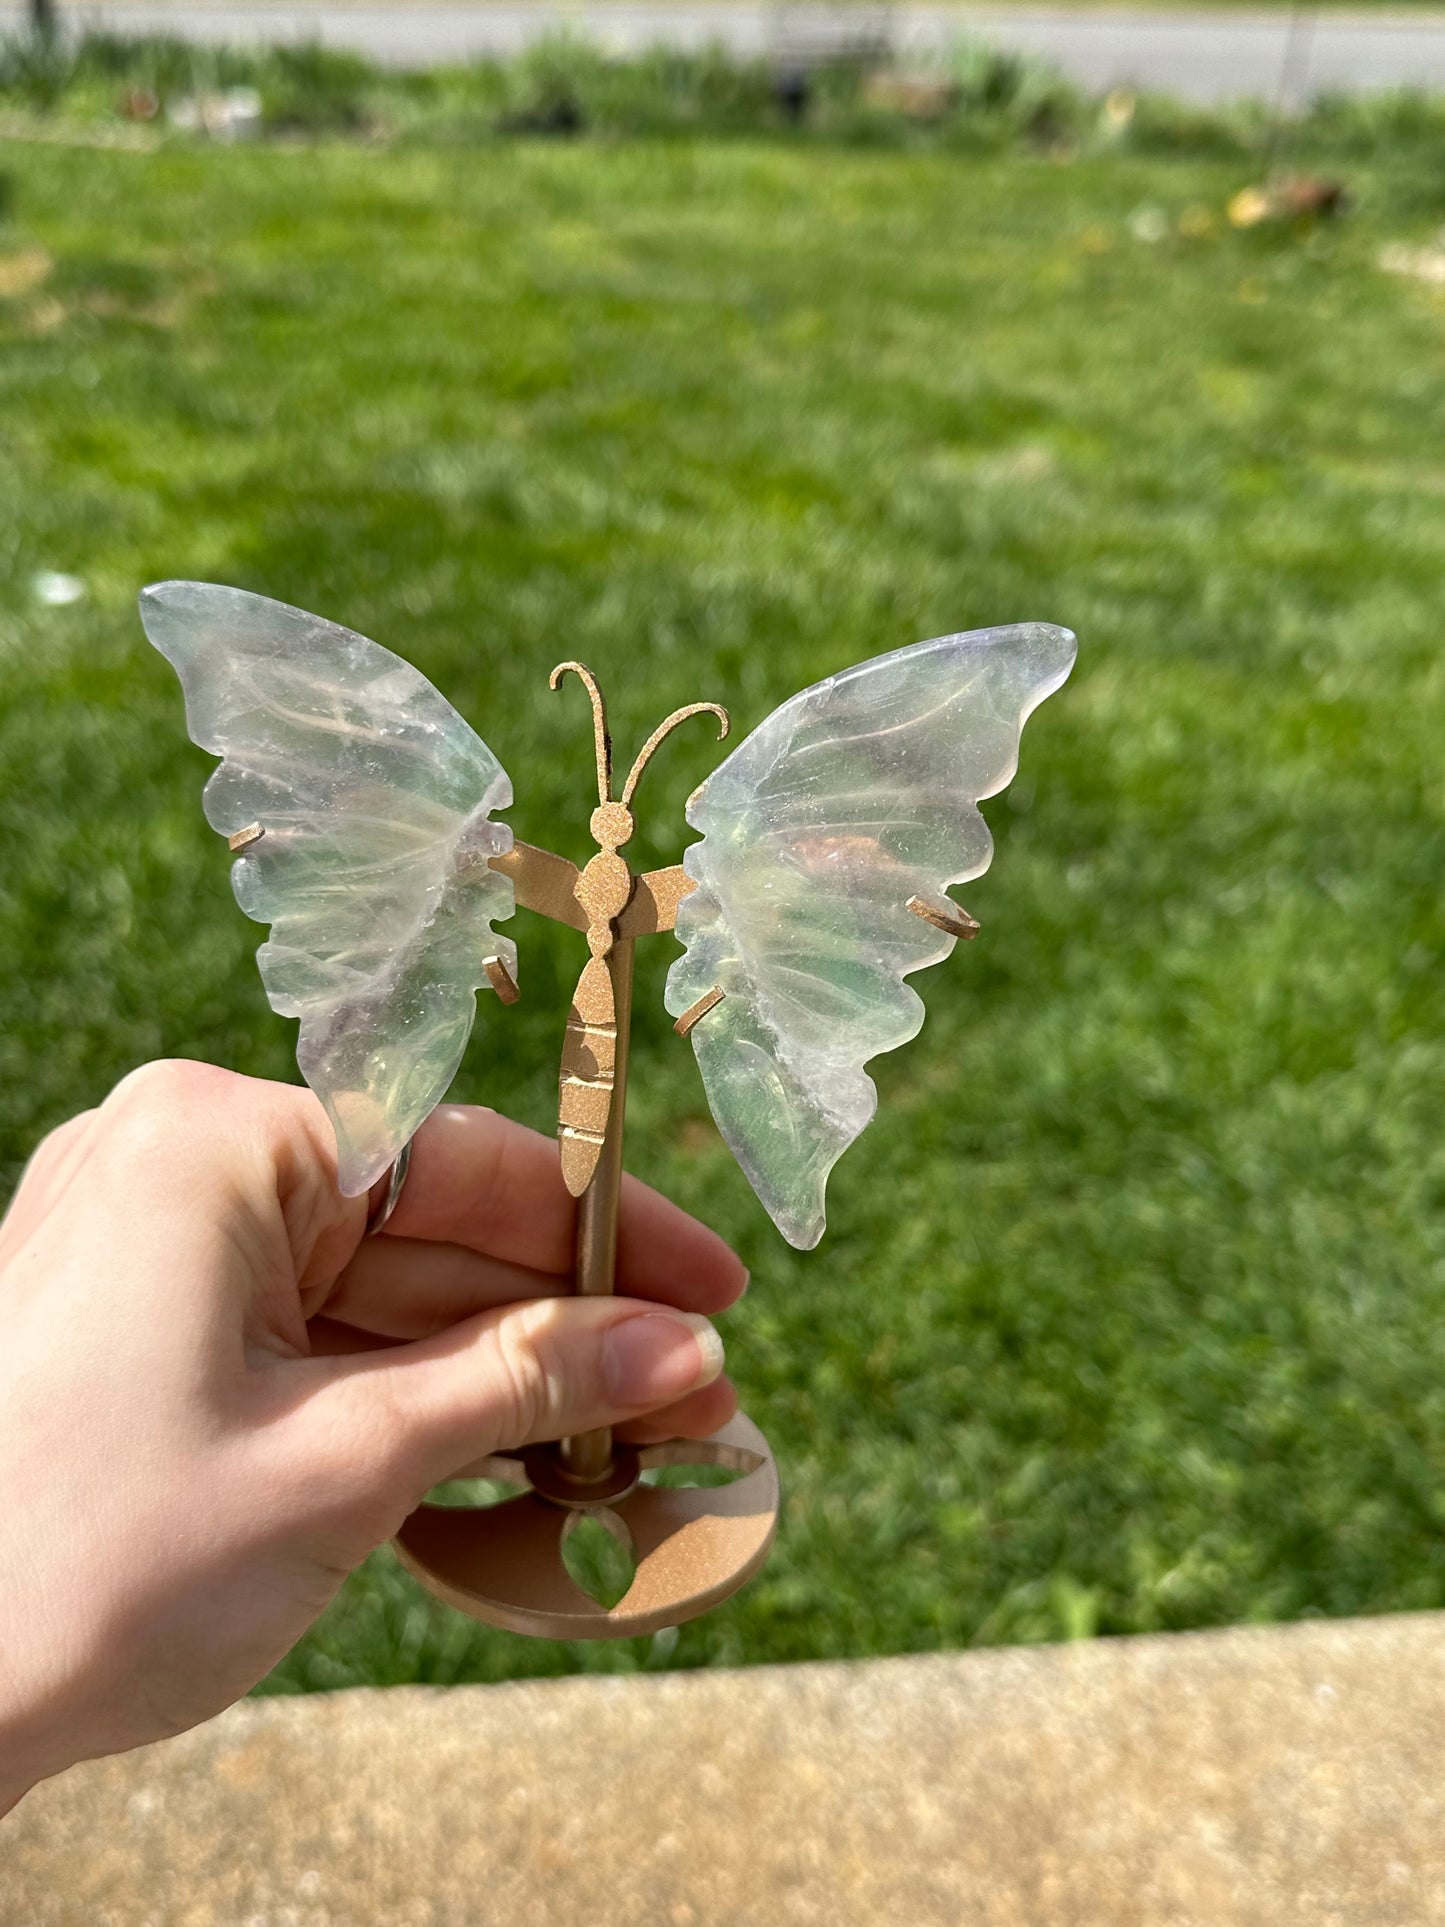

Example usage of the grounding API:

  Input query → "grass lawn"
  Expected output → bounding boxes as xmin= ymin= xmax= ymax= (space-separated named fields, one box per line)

xmin=2 ymin=116 xmax=1445 ymax=1692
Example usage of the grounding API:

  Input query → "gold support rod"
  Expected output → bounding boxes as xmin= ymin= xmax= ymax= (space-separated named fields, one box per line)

xmin=557 ymin=935 xmax=635 ymax=1484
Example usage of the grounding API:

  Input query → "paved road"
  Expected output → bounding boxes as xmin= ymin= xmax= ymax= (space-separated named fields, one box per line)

xmin=3 ymin=3 xmax=1444 ymax=103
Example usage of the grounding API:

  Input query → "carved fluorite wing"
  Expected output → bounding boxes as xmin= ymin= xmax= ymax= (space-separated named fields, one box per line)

xmin=141 ymin=581 xmax=516 ymax=1196
xmin=664 ymin=623 xmax=1076 ymax=1249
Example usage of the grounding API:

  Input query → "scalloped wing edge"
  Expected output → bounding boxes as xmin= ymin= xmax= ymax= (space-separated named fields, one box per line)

xmin=667 ymin=621 xmax=1078 ymax=1247
xmin=140 ymin=580 xmax=518 ymax=1197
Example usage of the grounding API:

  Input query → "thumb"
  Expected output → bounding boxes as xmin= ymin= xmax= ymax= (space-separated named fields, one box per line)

xmin=289 ymin=1295 xmax=725 ymax=1508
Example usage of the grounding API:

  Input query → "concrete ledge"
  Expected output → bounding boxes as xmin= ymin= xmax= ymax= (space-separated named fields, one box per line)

xmin=5 ymin=1613 xmax=1444 ymax=1925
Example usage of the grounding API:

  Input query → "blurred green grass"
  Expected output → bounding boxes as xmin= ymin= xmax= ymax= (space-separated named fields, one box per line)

xmin=2 ymin=121 xmax=1445 ymax=1692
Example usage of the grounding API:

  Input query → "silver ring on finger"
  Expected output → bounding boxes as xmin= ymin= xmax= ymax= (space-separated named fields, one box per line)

xmin=365 ymin=1139 xmax=413 ymax=1237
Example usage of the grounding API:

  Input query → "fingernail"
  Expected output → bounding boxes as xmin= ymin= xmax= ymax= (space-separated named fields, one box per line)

xmin=603 ymin=1313 xmax=725 ymax=1405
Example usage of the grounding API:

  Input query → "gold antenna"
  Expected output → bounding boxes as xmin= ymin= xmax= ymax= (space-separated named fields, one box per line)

xmin=549 ymin=661 xmax=613 ymax=805
xmin=619 ymin=703 xmax=730 ymax=810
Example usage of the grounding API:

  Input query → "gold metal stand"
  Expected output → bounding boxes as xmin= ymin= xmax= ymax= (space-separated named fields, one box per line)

xmin=392 ymin=666 xmax=780 ymax=1640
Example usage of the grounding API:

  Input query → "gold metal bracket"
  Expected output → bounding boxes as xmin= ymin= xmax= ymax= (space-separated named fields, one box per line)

xmin=908 ymin=893 xmax=981 ymax=941
xmin=490 ymin=841 xmax=585 ymax=931
xmin=228 ymin=822 xmax=264 ymax=853
xmin=489 ymin=844 xmax=697 ymax=939
xmin=483 ymin=956 xmax=520 ymax=1004
xmin=619 ymin=863 xmax=696 ymax=939
xmin=674 ymin=985 xmax=725 ymax=1037
xmin=393 ymin=661 xmax=779 ymax=1642
xmin=545 ymin=666 xmax=730 ymax=1201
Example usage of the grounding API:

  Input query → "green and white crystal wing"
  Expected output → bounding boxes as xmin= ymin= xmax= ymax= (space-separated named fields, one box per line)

xmin=141 ymin=581 xmax=516 ymax=1196
xmin=664 ymin=622 xmax=1077 ymax=1249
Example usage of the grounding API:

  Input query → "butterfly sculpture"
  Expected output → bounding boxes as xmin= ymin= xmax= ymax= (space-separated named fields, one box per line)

xmin=141 ymin=582 xmax=1076 ymax=1250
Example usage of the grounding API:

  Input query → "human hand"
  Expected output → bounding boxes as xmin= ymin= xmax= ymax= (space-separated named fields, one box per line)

xmin=0 ymin=1060 xmax=743 ymax=1813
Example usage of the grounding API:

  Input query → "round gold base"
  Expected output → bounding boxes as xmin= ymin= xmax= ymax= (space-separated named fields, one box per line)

xmin=393 ymin=1412 xmax=778 ymax=1641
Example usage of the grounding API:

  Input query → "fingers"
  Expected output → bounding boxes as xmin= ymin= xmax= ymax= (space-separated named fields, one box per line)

xmin=24 ymin=1108 xmax=100 ymax=1188
xmin=304 ymin=1316 xmax=399 ymax=1356
xmin=616 ymin=1374 xmax=739 ymax=1445
xmin=292 ymin=1295 xmax=727 ymax=1506
xmin=320 ymin=1241 xmax=557 ymax=1340
xmin=75 ymin=1061 xmax=357 ymax=1296
xmin=361 ymin=1102 xmax=747 ymax=1308
xmin=442 ymin=1376 xmax=741 ymax=1470
xmin=0 ymin=1109 xmax=100 ymax=1255
xmin=71 ymin=1071 xmax=747 ymax=1344
xmin=323 ymin=1223 xmax=746 ymax=1341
